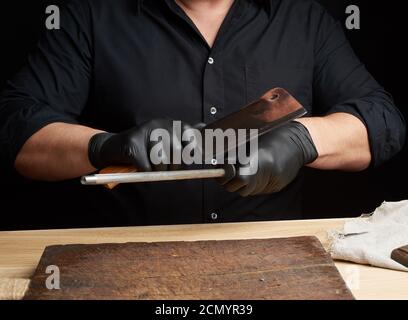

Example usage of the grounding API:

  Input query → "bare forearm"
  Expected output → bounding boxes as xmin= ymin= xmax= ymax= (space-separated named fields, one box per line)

xmin=15 ymin=123 xmax=103 ymax=181
xmin=297 ymin=113 xmax=371 ymax=171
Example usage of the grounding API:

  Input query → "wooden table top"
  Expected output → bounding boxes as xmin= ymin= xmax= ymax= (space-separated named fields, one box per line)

xmin=0 ymin=218 xmax=407 ymax=300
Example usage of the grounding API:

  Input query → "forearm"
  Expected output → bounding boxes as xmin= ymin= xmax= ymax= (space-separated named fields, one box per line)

xmin=15 ymin=123 xmax=103 ymax=181
xmin=297 ymin=113 xmax=371 ymax=171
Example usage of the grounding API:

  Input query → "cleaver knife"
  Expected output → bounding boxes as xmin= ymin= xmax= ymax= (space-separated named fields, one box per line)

xmin=81 ymin=88 xmax=307 ymax=189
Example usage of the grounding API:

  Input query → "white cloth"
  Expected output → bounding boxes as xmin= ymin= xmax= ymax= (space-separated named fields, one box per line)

xmin=329 ymin=200 xmax=408 ymax=272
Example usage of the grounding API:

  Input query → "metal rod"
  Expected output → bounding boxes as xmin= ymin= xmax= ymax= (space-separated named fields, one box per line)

xmin=81 ymin=168 xmax=226 ymax=186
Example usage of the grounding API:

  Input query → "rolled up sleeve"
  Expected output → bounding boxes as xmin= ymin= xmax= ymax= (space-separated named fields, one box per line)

xmin=0 ymin=0 xmax=92 ymax=168
xmin=312 ymin=6 xmax=406 ymax=167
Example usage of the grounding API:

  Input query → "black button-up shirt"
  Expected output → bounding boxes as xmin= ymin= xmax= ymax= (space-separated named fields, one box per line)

xmin=0 ymin=0 xmax=405 ymax=227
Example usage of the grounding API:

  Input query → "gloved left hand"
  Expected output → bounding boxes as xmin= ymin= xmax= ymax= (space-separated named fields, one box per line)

xmin=218 ymin=121 xmax=318 ymax=197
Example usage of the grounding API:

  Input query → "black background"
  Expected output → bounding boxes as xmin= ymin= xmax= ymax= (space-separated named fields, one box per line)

xmin=0 ymin=0 xmax=407 ymax=230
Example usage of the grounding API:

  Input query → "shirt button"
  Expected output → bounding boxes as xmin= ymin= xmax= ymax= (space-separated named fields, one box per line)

xmin=211 ymin=212 xmax=218 ymax=221
xmin=210 ymin=106 xmax=217 ymax=115
xmin=208 ymin=57 xmax=214 ymax=64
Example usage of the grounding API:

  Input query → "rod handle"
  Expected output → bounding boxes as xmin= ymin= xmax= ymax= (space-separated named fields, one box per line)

xmin=99 ymin=166 xmax=138 ymax=189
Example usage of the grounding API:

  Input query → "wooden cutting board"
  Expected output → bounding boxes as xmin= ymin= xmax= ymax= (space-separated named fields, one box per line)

xmin=23 ymin=236 xmax=354 ymax=300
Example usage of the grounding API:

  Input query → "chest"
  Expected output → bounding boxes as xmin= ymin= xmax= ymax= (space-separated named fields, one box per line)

xmin=88 ymin=7 xmax=314 ymax=131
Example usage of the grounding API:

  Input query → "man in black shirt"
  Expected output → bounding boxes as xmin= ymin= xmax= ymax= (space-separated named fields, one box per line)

xmin=0 ymin=0 xmax=405 ymax=226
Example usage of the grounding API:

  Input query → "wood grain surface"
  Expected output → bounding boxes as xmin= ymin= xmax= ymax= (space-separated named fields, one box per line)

xmin=23 ymin=236 xmax=353 ymax=300
xmin=2 ymin=219 xmax=408 ymax=300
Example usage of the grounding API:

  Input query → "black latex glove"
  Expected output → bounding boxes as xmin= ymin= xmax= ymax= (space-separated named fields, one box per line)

xmin=219 ymin=121 xmax=318 ymax=197
xmin=88 ymin=119 xmax=195 ymax=171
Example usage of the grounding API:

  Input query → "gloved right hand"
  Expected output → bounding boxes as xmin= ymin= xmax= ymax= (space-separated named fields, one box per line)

xmin=217 ymin=121 xmax=318 ymax=197
xmin=88 ymin=119 xmax=195 ymax=171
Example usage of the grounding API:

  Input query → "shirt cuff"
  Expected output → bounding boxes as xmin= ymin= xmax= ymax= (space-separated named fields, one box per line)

xmin=323 ymin=101 xmax=402 ymax=168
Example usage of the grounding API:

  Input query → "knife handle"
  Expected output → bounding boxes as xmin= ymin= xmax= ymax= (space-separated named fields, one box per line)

xmin=391 ymin=245 xmax=408 ymax=268
xmin=99 ymin=166 xmax=138 ymax=189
